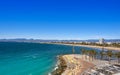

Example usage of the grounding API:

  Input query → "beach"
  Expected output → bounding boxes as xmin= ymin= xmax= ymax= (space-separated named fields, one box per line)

xmin=67 ymin=44 xmax=120 ymax=51
xmin=49 ymin=43 xmax=120 ymax=51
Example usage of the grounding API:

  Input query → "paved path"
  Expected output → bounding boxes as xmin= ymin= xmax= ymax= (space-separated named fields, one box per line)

xmin=62 ymin=54 xmax=95 ymax=75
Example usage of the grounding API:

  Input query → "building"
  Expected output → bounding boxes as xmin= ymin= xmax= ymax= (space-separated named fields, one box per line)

xmin=99 ymin=38 xmax=104 ymax=44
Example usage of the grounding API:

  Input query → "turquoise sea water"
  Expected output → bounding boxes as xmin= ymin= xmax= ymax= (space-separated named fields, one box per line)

xmin=0 ymin=42 xmax=102 ymax=75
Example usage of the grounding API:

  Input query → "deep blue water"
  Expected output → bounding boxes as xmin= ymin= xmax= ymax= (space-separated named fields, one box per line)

xmin=0 ymin=42 xmax=102 ymax=75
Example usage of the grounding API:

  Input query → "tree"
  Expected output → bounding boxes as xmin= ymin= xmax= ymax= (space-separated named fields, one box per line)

xmin=85 ymin=50 xmax=89 ymax=60
xmin=72 ymin=45 xmax=75 ymax=54
xmin=106 ymin=50 xmax=113 ymax=64
xmin=115 ymin=52 xmax=120 ymax=63
xmin=88 ymin=50 xmax=93 ymax=61
xmin=91 ymin=50 xmax=97 ymax=61
xmin=81 ymin=49 xmax=86 ymax=60
xmin=100 ymin=49 xmax=104 ymax=60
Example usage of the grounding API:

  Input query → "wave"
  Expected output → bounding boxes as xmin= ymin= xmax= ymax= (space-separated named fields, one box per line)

xmin=48 ymin=55 xmax=60 ymax=75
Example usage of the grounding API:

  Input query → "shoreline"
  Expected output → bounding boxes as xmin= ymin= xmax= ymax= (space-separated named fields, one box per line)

xmin=51 ymin=55 xmax=67 ymax=75
xmin=45 ymin=43 xmax=120 ymax=51
xmin=61 ymin=54 xmax=95 ymax=75
xmin=61 ymin=54 xmax=120 ymax=75
xmin=63 ymin=44 xmax=120 ymax=51
xmin=54 ymin=54 xmax=120 ymax=75
xmin=49 ymin=44 xmax=120 ymax=75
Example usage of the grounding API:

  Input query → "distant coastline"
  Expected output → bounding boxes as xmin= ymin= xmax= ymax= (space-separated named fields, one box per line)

xmin=1 ymin=40 xmax=120 ymax=51
xmin=46 ymin=43 xmax=120 ymax=51
xmin=64 ymin=44 xmax=120 ymax=51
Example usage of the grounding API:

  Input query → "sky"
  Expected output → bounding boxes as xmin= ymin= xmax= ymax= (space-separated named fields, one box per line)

xmin=0 ymin=0 xmax=120 ymax=40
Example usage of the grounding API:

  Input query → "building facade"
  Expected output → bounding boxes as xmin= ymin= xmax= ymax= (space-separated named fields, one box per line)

xmin=99 ymin=38 xmax=104 ymax=44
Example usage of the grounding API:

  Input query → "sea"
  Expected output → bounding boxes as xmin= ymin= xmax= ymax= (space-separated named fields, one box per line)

xmin=0 ymin=42 xmax=102 ymax=75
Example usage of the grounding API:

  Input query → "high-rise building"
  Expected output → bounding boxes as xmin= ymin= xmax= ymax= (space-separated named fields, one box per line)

xmin=99 ymin=38 xmax=104 ymax=44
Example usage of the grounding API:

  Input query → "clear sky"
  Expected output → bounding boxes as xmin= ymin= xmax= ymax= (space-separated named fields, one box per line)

xmin=0 ymin=0 xmax=120 ymax=40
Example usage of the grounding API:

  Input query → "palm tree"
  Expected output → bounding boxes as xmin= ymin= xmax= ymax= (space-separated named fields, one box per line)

xmin=88 ymin=50 xmax=93 ymax=61
xmin=100 ymin=45 xmax=105 ymax=59
xmin=85 ymin=50 xmax=90 ymax=61
xmin=91 ymin=50 xmax=97 ymax=61
xmin=82 ymin=49 xmax=87 ymax=60
xmin=81 ymin=49 xmax=85 ymax=59
xmin=115 ymin=52 xmax=120 ymax=63
xmin=72 ymin=45 xmax=75 ymax=54
xmin=94 ymin=50 xmax=98 ymax=59
xmin=81 ymin=49 xmax=87 ymax=60
xmin=106 ymin=50 xmax=113 ymax=64
xmin=100 ymin=50 xmax=104 ymax=60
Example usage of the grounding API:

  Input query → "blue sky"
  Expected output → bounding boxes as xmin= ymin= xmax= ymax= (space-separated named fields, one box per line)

xmin=0 ymin=0 xmax=120 ymax=40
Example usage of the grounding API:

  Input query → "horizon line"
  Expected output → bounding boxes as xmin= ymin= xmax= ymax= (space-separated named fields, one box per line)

xmin=0 ymin=38 xmax=120 ymax=40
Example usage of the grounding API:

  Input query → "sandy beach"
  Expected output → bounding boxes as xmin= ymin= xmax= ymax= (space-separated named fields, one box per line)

xmin=66 ymin=44 xmax=120 ymax=51
xmin=51 ymin=43 xmax=120 ymax=51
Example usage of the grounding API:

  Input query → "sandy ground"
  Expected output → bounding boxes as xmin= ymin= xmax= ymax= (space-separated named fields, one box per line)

xmin=61 ymin=44 xmax=120 ymax=51
xmin=42 ymin=42 xmax=120 ymax=51
xmin=62 ymin=54 xmax=95 ymax=75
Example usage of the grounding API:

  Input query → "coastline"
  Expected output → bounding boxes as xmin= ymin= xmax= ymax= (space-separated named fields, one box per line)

xmin=61 ymin=54 xmax=120 ymax=75
xmin=45 ymin=43 xmax=120 ymax=51
xmin=44 ymin=42 xmax=120 ymax=75
xmin=63 ymin=44 xmax=120 ymax=51
xmin=51 ymin=55 xmax=67 ymax=75
xmin=56 ymin=54 xmax=95 ymax=75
